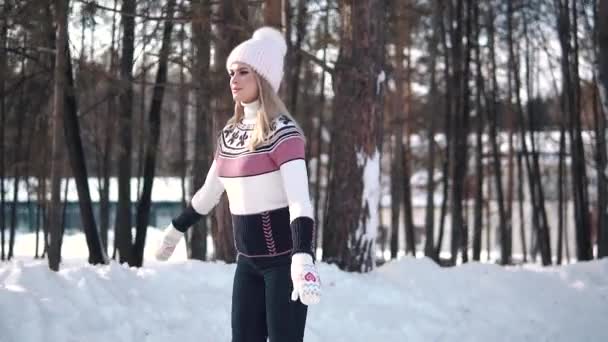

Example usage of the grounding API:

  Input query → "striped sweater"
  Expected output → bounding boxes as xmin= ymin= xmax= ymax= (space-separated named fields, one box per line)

xmin=172 ymin=100 xmax=315 ymax=258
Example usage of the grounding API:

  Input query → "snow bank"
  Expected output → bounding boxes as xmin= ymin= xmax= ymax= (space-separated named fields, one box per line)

xmin=1 ymin=232 xmax=607 ymax=342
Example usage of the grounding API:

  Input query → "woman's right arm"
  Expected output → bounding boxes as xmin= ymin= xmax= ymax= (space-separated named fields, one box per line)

xmin=172 ymin=160 xmax=225 ymax=232
xmin=155 ymin=160 xmax=224 ymax=261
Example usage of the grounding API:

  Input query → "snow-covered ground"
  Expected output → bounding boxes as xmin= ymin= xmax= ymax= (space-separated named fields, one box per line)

xmin=1 ymin=230 xmax=607 ymax=342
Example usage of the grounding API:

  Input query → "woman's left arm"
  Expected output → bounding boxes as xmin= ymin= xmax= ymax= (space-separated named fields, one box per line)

xmin=278 ymin=159 xmax=315 ymax=258
xmin=269 ymin=133 xmax=315 ymax=259
xmin=272 ymin=135 xmax=321 ymax=305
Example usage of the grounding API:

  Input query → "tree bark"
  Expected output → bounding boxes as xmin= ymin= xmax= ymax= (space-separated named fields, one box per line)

xmin=424 ymin=0 xmax=442 ymax=261
xmin=448 ymin=0 xmax=471 ymax=264
xmin=177 ymin=18 xmax=187 ymax=211
xmin=472 ymin=0 xmax=483 ymax=262
xmin=486 ymin=6 xmax=508 ymax=265
xmin=517 ymin=150 xmax=527 ymax=263
xmin=323 ymin=0 xmax=385 ymax=272
xmin=48 ymin=0 xmax=69 ymax=271
xmin=115 ymin=0 xmax=136 ymax=265
xmin=136 ymin=16 xmax=147 ymax=202
xmin=401 ymin=8 xmax=416 ymax=257
xmin=314 ymin=5 xmax=330 ymax=251
xmin=510 ymin=0 xmax=550 ymax=265
xmin=557 ymin=0 xmax=592 ymax=261
xmin=0 ymin=0 xmax=7 ymax=261
xmin=390 ymin=2 xmax=406 ymax=259
xmin=211 ymin=0 xmax=248 ymax=262
xmin=390 ymin=114 xmax=403 ymax=260
xmin=435 ymin=4 xmax=452 ymax=259
xmin=288 ymin=0 xmax=306 ymax=119
xmin=8 ymin=71 xmax=25 ymax=260
xmin=558 ymin=113 xmax=566 ymax=264
xmin=264 ymin=0 xmax=282 ymax=28
xmin=62 ymin=46 xmax=106 ymax=264
xmin=597 ymin=0 xmax=608 ymax=257
xmin=99 ymin=0 xmax=119 ymax=256
xmin=190 ymin=0 xmax=212 ymax=261
xmin=133 ymin=0 xmax=176 ymax=267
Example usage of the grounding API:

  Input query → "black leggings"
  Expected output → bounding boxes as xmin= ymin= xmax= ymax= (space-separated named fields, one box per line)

xmin=231 ymin=254 xmax=308 ymax=342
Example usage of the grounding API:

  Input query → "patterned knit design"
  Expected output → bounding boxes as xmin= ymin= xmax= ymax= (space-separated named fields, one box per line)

xmin=261 ymin=211 xmax=277 ymax=254
xmin=215 ymin=115 xmax=304 ymax=178
xmin=232 ymin=207 xmax=293 ymax=258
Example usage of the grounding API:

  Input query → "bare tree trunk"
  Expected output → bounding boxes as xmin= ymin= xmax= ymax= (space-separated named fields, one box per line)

xmin=63 ymin=46 xmax=107 ymax=264
xmin=390 ymin=101 xmax=402 ymax=259
xmin=190 ymin=0 xmax=212 ymax=261
xmin=390 ymin=3 xmax=406 ymax=259
xmin=35 ymin=188 xmax=42 ymax=258
xmin=558 ymin=117 xmax=566 ymax=264
xmin=177 ymin=7 xmax=189 ymax=252
xmin=115 ymin=0 xmax=136 ymax=265
xmin=486 ymin=6 xmax=508 ymax=265
xmin=517 ymin=151 xmax=527 ymax=263
xmin=313 ymin=5 xmax=330 ymax=251
xmin=485 ymin=164 xmax=493 ymax=260
xmin=282 ymin=0 xmax=292 ymax=103
xmin=99 ymin=0 xmax=119 ymax=256
xmin=211 ymin=0 xmax=248 ymax=262
xmin=133 ymin=0 xmax=176 ymax=267
xmin=472 ymin=1 xmax=484 ymax=262
xmin=557 ymin=0 xmax=592 ymax=261
xmin=448 ymin=0 xmax=472 ymax=265
xmin=435 ymin=0 xmax=452 ymax=260
xmin=8 ymin=81 xmax=25 ymax=260
xmin=60 ymin=178 xmax=69 ymax=251
xmin=522 ymin=13 xmax=537 ymax=265
xmin=510 ymin=0 xmax=550 ymax=265
xmin=264 ymin=0 xmax=282 ymax=28
xmin=89 ymin=7 xmax=96 ymax=59
xmin=0 ymin=0 xmax=7 ymax=261
xmin=289 ymin=0 xmax=306 ymax=122
xmin=37 ymin=145 xmax=51 ymax=259
xmin=572 ymin=0 xmax=591 ymax=260
xmin=403 ymin=45 xmax=416 ymax=256
xmin=323 ymin=0 xmax=385 ymax=272
xmin=565 ymin=181 xmax=571 ymax=262
xmin=596 ymin=0 xmax=608 ymax=257
xmin=48 ymin=0 xmax=69 ymax=271
xmin=179 ymin=21 xmax=187 ymax=211
xmin=136 ymin=2 xmax=151 ymax=200
xmin=424 ymin=0 xmax=442 ymax=260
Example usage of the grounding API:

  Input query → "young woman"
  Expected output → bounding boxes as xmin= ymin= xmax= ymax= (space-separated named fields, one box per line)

xmin=155 ymin=27 xmax=321 ymax=342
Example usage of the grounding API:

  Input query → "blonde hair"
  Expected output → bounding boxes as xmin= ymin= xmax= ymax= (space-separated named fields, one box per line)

xmin=227 ymin=72 xmax=303 ymax=150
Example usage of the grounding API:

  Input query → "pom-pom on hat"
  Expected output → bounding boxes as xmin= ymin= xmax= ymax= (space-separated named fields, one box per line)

xmin=226 ymin=26 xmax=287 ymax=93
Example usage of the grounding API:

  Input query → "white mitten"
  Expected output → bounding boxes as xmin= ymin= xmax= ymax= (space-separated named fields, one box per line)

xmin=155 ymin=224 xmax=183 ymax=261
xmin=290 ymin=253 xmax=321 ymax=305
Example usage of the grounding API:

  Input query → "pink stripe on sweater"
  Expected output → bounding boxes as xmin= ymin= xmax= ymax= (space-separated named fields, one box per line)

xmin=215 ymin=153 xmax=276 ymax=177
xmin=216 ymin=136 xmax=305 ymax=177
xmin=269 ymin=136 xmax=305 ymax=166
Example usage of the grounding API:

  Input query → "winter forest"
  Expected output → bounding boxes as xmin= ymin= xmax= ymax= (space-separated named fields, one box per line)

xmin=1 ymin=0 xmax=608 ymax=341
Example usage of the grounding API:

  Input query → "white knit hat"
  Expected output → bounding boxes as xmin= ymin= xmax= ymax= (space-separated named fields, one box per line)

xmin=226 ymin=27 xmax=287 ymax=93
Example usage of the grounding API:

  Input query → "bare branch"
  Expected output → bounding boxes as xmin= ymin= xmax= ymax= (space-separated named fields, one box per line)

xmin=299 ymin=48 xmax=334 ymax=75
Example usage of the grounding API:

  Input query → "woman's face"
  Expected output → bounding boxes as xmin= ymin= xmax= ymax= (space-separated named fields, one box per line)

xmin=229 ymin=63 xmax=259 ymax=104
